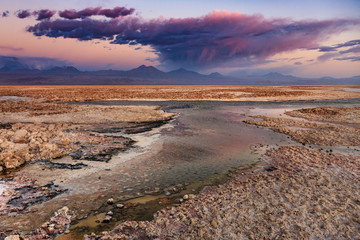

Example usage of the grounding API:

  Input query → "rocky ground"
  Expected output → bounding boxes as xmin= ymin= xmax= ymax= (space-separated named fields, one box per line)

xmin=0 ymin=101 xmax=174 ymax=170
xmin=285 ymin=106 xmax=360 ymax=125
xmin=85 ymin=106 xmax=360 ymax=240
xmin=243 ymin=107 xmax=360 ymax=146
xmin=0 ymin=206 xmax=74 ymax=240
xmin=0 ymin=85 xmax=359 ymax=102
xmin=86 ymin=146 xmax=360 ymax=240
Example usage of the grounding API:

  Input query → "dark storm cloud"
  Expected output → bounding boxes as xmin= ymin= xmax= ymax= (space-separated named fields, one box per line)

xmin=2 ymin=11 xmax=9 ymax=17
xmin=98 ymin=7 xmax=135 ymax=18
xmin=15 ymin=6 xmax=133 ymax=21
xmin=15 ymin=9 xmax=55 ymax=20
xmin=16 ymin=10 xmax=31 ymax=19
xmin=34 ymin=9 xmax=56 ymax=20
xmin=26 ymin=10 xmax=360 ymax=68
xmin=58 ymin=6 xmax=135 ymax=19
xmin=59 ymin=7 xmax=100 ymax=19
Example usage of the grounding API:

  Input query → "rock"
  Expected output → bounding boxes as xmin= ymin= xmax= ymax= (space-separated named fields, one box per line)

xmin=48 ymin=124 xmax=56 ymax=131
xmin=102 ymin=215 xmax=112 ymax=223
xmin=13 ymin=143 xmax=29 ymax=154
xmin=107 ymin=198 xmax=114 ymax=205
xmin=12 ymin=129 xmax=28 ymax=143
xmin=5 ymin=235 xmax=20 ymax=240
xmin=47 ymin=226 xmax=55 ymax=234
xmin=58 ymin=138 xmax=71 ymax=146
xmin=4 ymin=158 xmax=20 ymax=169
xmin=211 ymin=218 xmax=218 ymax=228
xmin=57 ymin=206 xmax=69 ymax=216
xmin=41 ymin=222 xmax=49 ymax=229
xmin=183 ymin=194 xmax=189 ymax=200
xmin=188 ymin=194 xmax=196 ymax=199
xmin=106 ymin=211 xmax=113 ymax=216
xmin=116 ymin=204 xmax=124 ymax=209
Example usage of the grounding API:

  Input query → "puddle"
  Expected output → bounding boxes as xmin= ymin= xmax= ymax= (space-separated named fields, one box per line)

xmin=1 ymin=99 xmax=360 ymax=238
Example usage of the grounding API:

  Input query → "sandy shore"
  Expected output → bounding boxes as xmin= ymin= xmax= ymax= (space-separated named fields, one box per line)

xmin=0 ymin=85 xmax=359 ymax=102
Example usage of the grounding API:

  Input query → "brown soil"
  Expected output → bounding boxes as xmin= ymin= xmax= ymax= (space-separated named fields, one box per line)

xmin=0 ymin=85 xmax=359 ymax=102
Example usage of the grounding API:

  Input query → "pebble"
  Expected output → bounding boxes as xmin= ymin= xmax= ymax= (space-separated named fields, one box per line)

xmin=4 ymin=236 xmax=20 ymax=240
xmin=106 ymin=211 xmax=113 ymax=216
xmin=116 ymin=204 xmax=125 ymax=209
xmin=102 ymin=215 xmax=112 ymax=223
xmin=183 ymin=194 xmax=189 ymax=200
xmin=107 ymin=198 xmax=114 ymax=205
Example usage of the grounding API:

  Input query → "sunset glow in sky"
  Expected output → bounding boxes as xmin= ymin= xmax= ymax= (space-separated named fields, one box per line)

xmin=1 ymin=0 xmax=360 ymax=77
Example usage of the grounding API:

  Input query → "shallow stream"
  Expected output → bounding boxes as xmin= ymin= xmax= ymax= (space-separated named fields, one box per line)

xmin=1 ymin=99 xmax=360 ymax=239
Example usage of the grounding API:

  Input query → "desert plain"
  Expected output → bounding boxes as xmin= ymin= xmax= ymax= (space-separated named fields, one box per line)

xmin=0 ymin=85 xmax=359 ymax=240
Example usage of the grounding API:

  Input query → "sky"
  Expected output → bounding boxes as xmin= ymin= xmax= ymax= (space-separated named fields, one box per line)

xmin=0 ymin=0 xmax=359 ymax=77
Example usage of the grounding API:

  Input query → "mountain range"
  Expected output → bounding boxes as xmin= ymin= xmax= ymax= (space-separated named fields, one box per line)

xmin=0 ymin=57 xmax=359 ymax=85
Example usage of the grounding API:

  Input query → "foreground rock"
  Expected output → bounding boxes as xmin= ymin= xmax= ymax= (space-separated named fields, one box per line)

xmin=0 ymin=123 xmax=70 ymax=169
xmin=0 ymin=101 xmax=174 ymax=170
xmin=86 ymin=146 xmax=360 ymax=240
xmin=0 ymin=177 xmax=65 ymax=215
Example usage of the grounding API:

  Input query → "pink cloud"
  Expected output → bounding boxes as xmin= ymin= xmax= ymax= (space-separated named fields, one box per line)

xmin=26 ymin=10 xmax=360 ymax=69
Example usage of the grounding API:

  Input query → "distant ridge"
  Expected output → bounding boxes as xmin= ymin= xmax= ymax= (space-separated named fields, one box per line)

xmin=0 ymin=63 xmax=359 ymax=85
xmin=208 ymin=72 xmax=224 ymax=78
xmin=45 ymin=66 xmax=81 ymax=74
xmin=0 ymin=56 xmax=30 ymax=71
